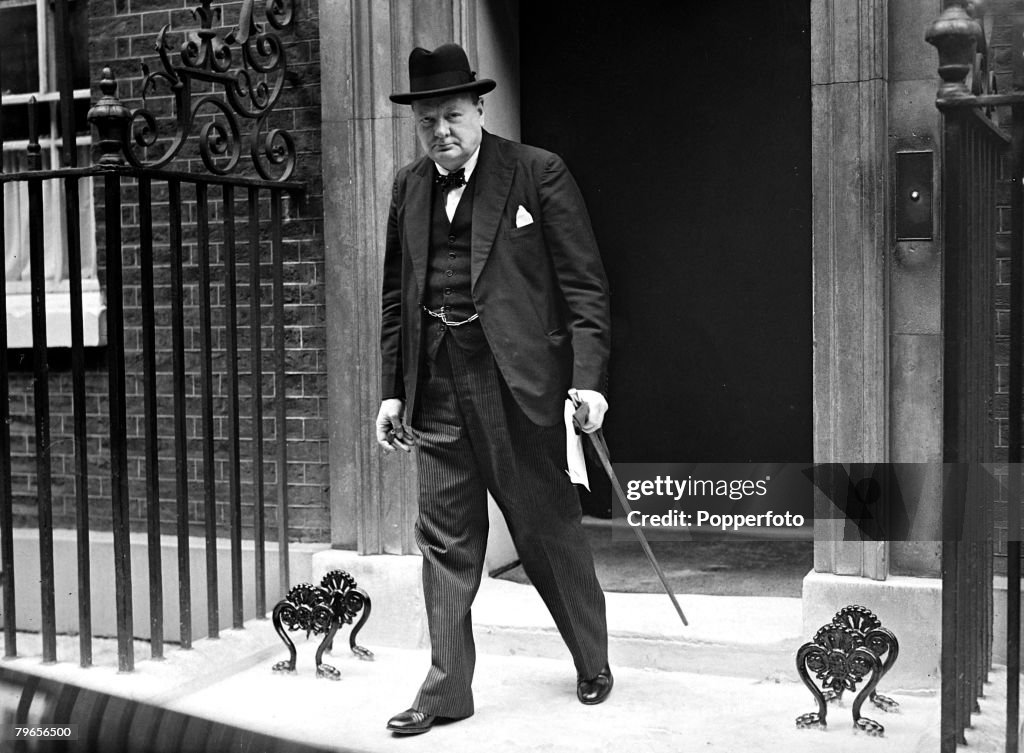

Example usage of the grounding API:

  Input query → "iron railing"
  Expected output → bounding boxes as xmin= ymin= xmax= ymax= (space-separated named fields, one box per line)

xmin=0 ymin=0 xmax=303 ymax=672
xmin=929 ymin=3 xmax=1023 ymax=751
xmin=0 ymin=664 xmax=337 ymax=752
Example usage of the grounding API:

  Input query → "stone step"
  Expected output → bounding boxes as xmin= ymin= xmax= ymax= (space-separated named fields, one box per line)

xmin=311 ymin=548 xmax=805 ymax=681
xmin=472 ymin=578 xmax=803 ymax=680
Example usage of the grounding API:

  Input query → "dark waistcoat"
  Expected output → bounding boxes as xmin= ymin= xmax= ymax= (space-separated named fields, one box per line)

xmin=423 ymin=177 xmax=486 ymax=357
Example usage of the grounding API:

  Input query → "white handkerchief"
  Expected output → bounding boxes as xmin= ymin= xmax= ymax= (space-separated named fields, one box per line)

xmin=564 ymin=399 xmax=589 ymax=490
xmin=515 ymin=205 xmax=534 ymax=228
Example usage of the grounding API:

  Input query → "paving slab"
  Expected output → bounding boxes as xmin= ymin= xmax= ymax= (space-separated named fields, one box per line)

xmin=165 ymin=641 xmax=1013 ymax=753
xmin=0 ymin=582 xmax=1016 ymax=753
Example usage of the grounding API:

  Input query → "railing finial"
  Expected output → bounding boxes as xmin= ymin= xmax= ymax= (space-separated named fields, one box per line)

xmin=926 ymin=3 xmax=983 ymax=100
xmin=87 ymin=68 xmax=131 ymax=166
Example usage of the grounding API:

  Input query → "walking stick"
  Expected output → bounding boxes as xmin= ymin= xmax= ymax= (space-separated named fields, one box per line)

xmin=571 ymin=398 xmax=689 ymax=627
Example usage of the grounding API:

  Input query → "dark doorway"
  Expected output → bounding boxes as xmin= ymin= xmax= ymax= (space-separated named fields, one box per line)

xmin=520 ymin=2 xmax=812 ymax=516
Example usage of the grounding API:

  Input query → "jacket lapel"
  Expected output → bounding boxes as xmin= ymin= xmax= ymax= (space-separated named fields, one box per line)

xmin=404 ymin=158 xmax=433 ymax=296
xmin=471 ymin=131 xmax=515 ymax=290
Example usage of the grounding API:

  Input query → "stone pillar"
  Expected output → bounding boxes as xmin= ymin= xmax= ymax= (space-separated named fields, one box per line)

xmin=888 ymin=0 xmax=945 ymax=576
xmin=810 ymin=0 xmax=890 ymax=580
xmin=805 ymin=2 xmax=953 ymax=688
xmin=322 ymin=1 xmax=519 ymax=554
xmin=322 ymin=0 xmax=464 ymax=554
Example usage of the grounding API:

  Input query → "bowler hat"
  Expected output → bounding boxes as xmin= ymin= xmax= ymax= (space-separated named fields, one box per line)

xmin=390 ymin=43 xmax=496 ymax=104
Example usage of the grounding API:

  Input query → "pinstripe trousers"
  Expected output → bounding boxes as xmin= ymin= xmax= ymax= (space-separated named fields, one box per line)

xmin=410 ymin=331 xmax=609 ymax=719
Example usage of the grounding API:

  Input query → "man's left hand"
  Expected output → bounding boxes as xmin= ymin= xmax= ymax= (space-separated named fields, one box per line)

xmin=570 ymin=389 xmax=608 ymax=433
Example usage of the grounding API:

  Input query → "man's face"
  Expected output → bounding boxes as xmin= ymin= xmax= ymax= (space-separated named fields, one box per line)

xmin=411 ymin=94 xmax=484 ymax=171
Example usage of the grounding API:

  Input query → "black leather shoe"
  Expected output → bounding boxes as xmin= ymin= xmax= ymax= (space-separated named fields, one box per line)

xmin=577 ymin=664 xmax=614 ymax=705
xmin=386 ymin=708 xmax=437 ymax=735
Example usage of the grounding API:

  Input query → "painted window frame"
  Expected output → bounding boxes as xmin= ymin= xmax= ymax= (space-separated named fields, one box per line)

xmin=2 ymin=0 xmax=104 ymax=348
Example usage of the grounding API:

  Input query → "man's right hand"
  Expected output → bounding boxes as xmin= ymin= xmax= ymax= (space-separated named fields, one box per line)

xmin=376 ymin=398 xmax=418 ymax=453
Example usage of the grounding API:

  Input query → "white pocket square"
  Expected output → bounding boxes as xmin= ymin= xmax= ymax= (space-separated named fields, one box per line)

xmin=515 ymin=205 xmax=534 ymax=228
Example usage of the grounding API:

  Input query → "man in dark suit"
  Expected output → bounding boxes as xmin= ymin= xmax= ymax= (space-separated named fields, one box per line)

xmin=376 ymin=43 xmax=613 ymax=736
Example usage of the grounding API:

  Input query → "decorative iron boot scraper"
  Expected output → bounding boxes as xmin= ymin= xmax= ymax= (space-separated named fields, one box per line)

xmin=271 ymin=570 xmax=373 ymax=680
xmin=795 ymin=605 xmax=900 ymax=736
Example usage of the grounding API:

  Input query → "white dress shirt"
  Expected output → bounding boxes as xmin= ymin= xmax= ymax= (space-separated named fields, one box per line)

xmin=434 ymin=145 xmax=481 ymax=221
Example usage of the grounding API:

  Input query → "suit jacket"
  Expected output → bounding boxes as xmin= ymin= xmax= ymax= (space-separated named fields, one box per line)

xmin=380 ymin=130 xmax=610 ymax=427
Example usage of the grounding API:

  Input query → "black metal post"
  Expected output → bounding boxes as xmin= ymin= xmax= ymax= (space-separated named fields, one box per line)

xmin=87 ymin=71 xmax=135 ymax=673
xmin=138 ymin=176 xmax=163 ymax=659
xmin=64 ymin=171 xmax=92 ymax=668
xmin=248 ymin=188 xmax=267 ymax=616
xmin=168 ymin=179 xmax=192 ymax=649
xmin=223 ymin=185 xmax=244 ymax=629
xmin=26 ymin=99 xmax=57 ymax=665
xmin=942 ymin=466 xmax=966 ymax=753
xmin=271 ymin=190 xmax=288 ymax=595
xmin=104 ymin=170 xmax=134 ymax=673
xmin=196 ymin=183 xmax=219 ymax=639
xmin=986 ymin=481 xmax=994 ymax=688
xmin=1009 ymin=526 xmax=1022 ymax=753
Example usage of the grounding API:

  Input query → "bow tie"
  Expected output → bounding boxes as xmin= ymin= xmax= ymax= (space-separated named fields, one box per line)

xmin=435 ymin=168 xmax=466 ymax=192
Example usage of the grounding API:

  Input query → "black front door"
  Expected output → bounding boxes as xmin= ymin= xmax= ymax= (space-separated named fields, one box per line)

xmin=520 ymin=1 xmax=812 ymax=513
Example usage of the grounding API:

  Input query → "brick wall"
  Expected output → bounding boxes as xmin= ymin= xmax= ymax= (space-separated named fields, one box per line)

xmin=7 ymin=0 xmax=329 ymax=542
xmin=983 ymin=0 xmax=1020 ymax=565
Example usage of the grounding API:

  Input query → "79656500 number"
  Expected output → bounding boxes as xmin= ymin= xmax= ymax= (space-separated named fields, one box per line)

xmin=4 ymin=724 xmax=77 ymax=740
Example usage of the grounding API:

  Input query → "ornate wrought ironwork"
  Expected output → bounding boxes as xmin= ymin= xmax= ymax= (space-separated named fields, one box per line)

xmin=795 ymin=605 xmax=900 ymax=736
xmin=271 ymin=570 xmax=373 ymax=680
xmin=125 ymin=0 xmax=297 ymax=180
